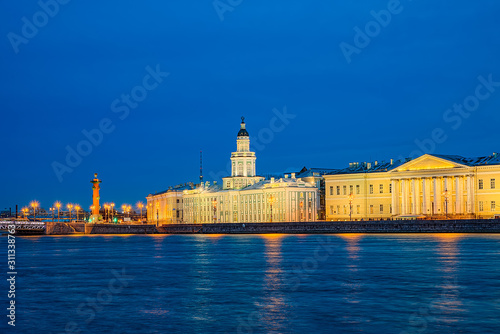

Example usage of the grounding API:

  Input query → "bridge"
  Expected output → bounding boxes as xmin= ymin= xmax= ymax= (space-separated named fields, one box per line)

xmin=0 ymin=221 xmax=46 ymax=235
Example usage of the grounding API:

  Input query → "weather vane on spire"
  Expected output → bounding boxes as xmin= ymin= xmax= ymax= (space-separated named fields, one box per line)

xmin=241 ymin=116 xmax=245 ymax=122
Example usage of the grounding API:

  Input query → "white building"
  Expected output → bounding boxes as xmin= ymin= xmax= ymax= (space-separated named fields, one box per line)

xmin=182 ymin=118 xmax=319 ymax=223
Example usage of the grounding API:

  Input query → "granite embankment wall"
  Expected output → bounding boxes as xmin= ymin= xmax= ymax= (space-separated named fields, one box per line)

xmin=85 ymin=224 xmax=158 ymax=234
xmin=158 ymin=219 xmax=500 ymax=234
xmin=45 ymin=222 xmax=85 ymax=235
xmin=43 ymin=219 xmax=500 ymax=235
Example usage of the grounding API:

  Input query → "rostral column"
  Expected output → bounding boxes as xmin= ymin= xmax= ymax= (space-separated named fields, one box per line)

xmin=90 ymin=173 xmax=102 ymax=222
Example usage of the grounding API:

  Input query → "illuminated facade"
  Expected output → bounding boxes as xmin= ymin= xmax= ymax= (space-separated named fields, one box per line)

xmin=325 ymin=153 xmax=500 ymax=221
xmin=146 ymin=184 xmax=191 ymax=224
xmin=182 ymin=118 xmax=319 ymax=223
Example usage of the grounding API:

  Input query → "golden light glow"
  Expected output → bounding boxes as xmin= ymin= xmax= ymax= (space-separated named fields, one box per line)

xmin=136 ymin=202 xmax=144 ymax=209
xmin=268 ymin=195 xmax=276 ymax=205
xmin=67 ymin=203 xmax=73 ymax=210
xmin=30 ymin=200 xmax=39 ymax=209
xmin=54 ymin=201 xmax=61 ymax=209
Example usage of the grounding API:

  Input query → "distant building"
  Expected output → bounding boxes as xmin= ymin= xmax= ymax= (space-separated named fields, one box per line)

xmin=324 ymin=153 xmax=500 ymax=221
xmin=182 ymin=118 xmax=319 ymax=223
xmin=146 ymin=183 xmax=193 ymax=224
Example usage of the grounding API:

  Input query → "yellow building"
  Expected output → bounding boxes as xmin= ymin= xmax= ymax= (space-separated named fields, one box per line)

xmin=146 ymin=183 xmax=192 ymax=224
xmin=324 ymin=153 xmax=500 ymax=221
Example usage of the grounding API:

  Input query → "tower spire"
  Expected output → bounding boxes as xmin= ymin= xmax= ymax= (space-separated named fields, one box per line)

xmin=200 ymin=150 xmax=203 ymax=184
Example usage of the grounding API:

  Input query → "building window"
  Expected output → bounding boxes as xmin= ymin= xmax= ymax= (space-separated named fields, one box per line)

xmin=337 ymin=205 xmax=340 ymax=214
xmin=343 ymin=206 xmax=347 ymax=214
xmin=337 ymin=186 xmax=340 ymax=195
xmin=356 ymin=185 xmax=360 ymax=194
xmin=370 ymin=205 xmax=374 ymax=214
xmin=379 ymin=184 xmax=383 ymax=194
xmin=330 ymin=186 xmax=333 ymax=195
xmin=380 ymin=204 xmax=384 ymax=213
xmin=491 ymin=179 xmax=496 ymax=189
xmin=356 ymin=205 xmax=360 ymax=214
xmin=389 ymin=183 xmax=392 ymax=193
xmin=330 ymin=205 xmax=334 ymax=214
xmin=349 ymin=185 xmax=353 ymax=195
xmin=369 ymin=185 xmax=373 ymax=194
xmin=479 ymin=201 xmax=484 ymax=211
xmin=479 ymin=179 xmax=484 ymax=190
xmin=343 ymin=185 xmax=347 ymax=195
xmin=389 ymin=204 xmax=392 ymax=214
xmin=492 ymin=201 xmax=496 ymax=211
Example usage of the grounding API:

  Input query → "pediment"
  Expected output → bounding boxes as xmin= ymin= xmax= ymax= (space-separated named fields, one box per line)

xmin=391 ymin=154 xmax=469 ymax=172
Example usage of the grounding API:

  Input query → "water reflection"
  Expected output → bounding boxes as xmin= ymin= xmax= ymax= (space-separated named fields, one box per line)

xmin=187 ymin=238 xmax=215 ymax=323
xmin=260 ymin=234 xmax=287 ymax=332
xmin=340 ymin=234 xmax=362 ymax=301
xmin=432 ymin=234 xmax=464 ymax=321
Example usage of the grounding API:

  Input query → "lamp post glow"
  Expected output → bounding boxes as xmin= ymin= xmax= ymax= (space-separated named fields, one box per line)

xmin=54 ymin=201 xmax=61 ymax=222
xmin=212 ymin=199 xmax=217 ymax=223
xmin=74 ymin=205 xmax=81 ymax=221
xmin=67 ymin=203 xmax=73 ymax=220
xmin=22 ymin=207 xmax=28 ymax=219
xmin=155 ymin=202 xmax=159 ymax=226
xmin=110 ymin=203 xmax=115 ymax=221
xmin=348 ymin=193 xmax=354 ymax=221
xmin=268 ymin=195 xmax=276 ymax=223
xmin=137 ymin=202 xmax=144 ymax=221
xmin=443 ymin=189 xmax=450 ymax=219
xmin=103 ymin=204 xmax=109 ymax=221
xmin=30 ymin=200 xmax=39 ymax=220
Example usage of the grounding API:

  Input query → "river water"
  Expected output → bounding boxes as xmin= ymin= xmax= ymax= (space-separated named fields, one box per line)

xmin=2 ymin=234 xmax=500 ymax=333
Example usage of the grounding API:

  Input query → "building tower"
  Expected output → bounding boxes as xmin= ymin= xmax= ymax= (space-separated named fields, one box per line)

xmin=223 ymin=117 xmax=264 ymax=189
xmin=90 ymin=173 xmax=102 ymax=222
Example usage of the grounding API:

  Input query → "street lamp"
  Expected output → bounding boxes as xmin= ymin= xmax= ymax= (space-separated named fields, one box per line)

xmin=155 ymin=202 xmax=159 ymax=226
xmin=110 ymin=203 xmax=115 ymax=221
xmin=67 ymin=203 xmax=73 ymax=221
xmin=50 ymin=207 xmax=54 ymax=220
xmin=22 ymin=207 xmax=28 ymax=219
xmin=30 ymin=200 xmax=39 ymax=220
xmin=348 ymin=193 xmax=354 ymax=221
xmin=146 ymin=203 xmax=153 ymax=220
xmin=54 ymin=201 xmax=61 ymax=222
xmin=268 ymin=195 xmax=276 ymax=223
xmin=443 ymin=189 xmax=450 ymax=219
xmin=103 ymin=203 xmax=109 ymax=221
xmin=212 ymin=199 xmax=217 ymax=223
xmin=74 ymin=204 xmax=81 ymax=221
xmin=137 ymin=202 xmax=144 ymax=221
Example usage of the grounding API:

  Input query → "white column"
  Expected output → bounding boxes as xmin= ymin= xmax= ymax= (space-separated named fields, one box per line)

xmin=436 ymin=177 xmax=442 ymax=215
xmin=470 ymin=175 xmax=475 ymax=214
xmin=391 ymin=179 xmax=398 ymax=216
xmin=455 ymin=176 xmax=460 ymax=214
xmin=422 ymin=178 xmax=427 ymax=215
xmin=401 ymin=179 xmax=407 ymax=215
xmin=432 ymin=177 xmax=438 ymax=215
xmin=415 ymin=178 xmax=421 ymax=214
xmin=410 ymin=179 xmax=415 ymax=214
xmin=466 ymin=175 xmax=471 ymax=213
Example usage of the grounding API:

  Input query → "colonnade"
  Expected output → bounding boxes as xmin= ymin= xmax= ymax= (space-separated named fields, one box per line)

xmin=391 ymin=175 xmax=474 ymax=216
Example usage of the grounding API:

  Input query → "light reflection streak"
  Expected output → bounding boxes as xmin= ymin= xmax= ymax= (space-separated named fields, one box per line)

xmin=340 ymin=234 xmax=363 ymax=306
xmin=260 ymin=234 xmax=287 ymax=332
xmin=189 ymin=239 xmax=214 ymax=322
xmin=431 ymin=234 xmax=464 ymax=321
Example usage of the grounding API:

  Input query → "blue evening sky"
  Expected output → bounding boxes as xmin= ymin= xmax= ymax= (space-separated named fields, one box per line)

xmin=1 ymin=1 xmax=499 ymax=211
